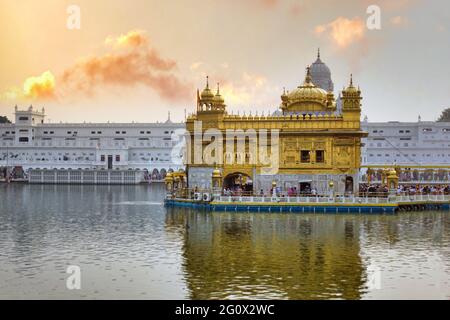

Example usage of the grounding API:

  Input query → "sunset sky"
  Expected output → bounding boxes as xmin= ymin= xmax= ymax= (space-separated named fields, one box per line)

xmin=0 ymin=0 xmax=448 ymax=123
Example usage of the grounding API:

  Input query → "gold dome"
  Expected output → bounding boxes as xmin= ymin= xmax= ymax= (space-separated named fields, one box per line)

xmin=343 ymin=74 xmax=360 ymax=94
xmin=287 ymin=66 xmax=328 ymax=102
xmin=212 ymin=167 xmax=222 ymax=177
xmin=213 ymin=83 xmax=225 ymax=104
xmin=200 ymin=76 xmax=214 ymax=100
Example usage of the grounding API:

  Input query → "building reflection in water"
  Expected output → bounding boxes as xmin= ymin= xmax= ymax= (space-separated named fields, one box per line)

xmin=165 ymin=208 xmax=367 ymax=299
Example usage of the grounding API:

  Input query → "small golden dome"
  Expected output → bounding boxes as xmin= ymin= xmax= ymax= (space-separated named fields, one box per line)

xmin=344 ymin=74 xmax=360 ymax=93
xmin=213 ymin=83 xmax=225 ymax=104
xmin=212 ymin=167 xmax=222 ymax=177
xmin=200 ymin=76 xmax=214 ymax=100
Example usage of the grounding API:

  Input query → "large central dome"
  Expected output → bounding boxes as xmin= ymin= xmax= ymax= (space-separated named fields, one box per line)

xmin=280 ymin=66 xmax=336 ymax=113
xmin=288 ymin=69 xmax=328 ymax=102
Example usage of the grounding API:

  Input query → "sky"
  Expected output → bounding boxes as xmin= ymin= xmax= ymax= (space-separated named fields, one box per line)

xmin=0 ymin=0 xmax=448 ymax=123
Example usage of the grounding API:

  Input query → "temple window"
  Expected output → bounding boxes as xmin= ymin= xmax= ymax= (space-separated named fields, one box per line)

xmin=300 ymin=150 xmax=310 ymax=163
xmin=316 ymin=150 xmax=324 ymax=163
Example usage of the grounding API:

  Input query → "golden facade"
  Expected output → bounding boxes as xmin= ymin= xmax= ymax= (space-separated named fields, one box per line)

xmin=185 ymin=58 xmax=367 ymax=194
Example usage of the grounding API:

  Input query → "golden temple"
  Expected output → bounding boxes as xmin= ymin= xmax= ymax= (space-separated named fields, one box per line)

xmin=184 ymin=52 xmax=368 ymax=195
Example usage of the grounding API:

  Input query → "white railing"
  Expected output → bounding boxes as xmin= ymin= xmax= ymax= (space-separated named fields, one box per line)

xmin=396 ymin=194 xmax=450 ymax=203
xmin=215 ymin=195 xmax=394 ymax=204
xmin=214 ymin=194 xmax=450 ymax=204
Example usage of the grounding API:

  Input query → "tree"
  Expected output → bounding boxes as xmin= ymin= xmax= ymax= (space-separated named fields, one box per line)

xmin=0 ymin=116 xmax=11 ymax=124
xmin=437 ymin=108 xmax=450 ymax=122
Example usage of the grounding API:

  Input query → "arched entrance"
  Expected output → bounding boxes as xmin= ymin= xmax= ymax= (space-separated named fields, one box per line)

xmin=223 ymin=172 xmax=253 ymax=195
xmin=152 ymin=168 xmax=160 ymax=180
xmin=345 ymin=176 xmax=354 ymax=193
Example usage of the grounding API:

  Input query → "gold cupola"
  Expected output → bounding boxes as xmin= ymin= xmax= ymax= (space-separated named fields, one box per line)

xmin=200 ymin=76 xmax=214 ymax=101
xmin=197 ymin=77 xmax=226 ymax=114
xmin=341 ymin=73 xmax=362 ymax=123
xmin=281 ymin=66 xmax=335 ymax=113
xmin=213 ymin=82 xmax=225 ymax=106
xmin=343 ymin=74 xmax=360 ymax=94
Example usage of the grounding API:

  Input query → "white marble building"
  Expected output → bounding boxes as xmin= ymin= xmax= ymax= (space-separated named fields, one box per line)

xmin=361 ymin=117 xmax=450 ymax=166
xmin=0 ymin=106 xmax=185 ymax=178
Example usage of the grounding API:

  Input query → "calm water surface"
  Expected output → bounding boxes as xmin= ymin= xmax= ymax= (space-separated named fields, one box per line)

xmin=0 ymin=184 xmax=449 ymax=299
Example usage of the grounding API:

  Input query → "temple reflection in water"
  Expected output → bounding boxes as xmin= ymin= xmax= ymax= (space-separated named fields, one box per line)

xmin=166 ymin=207 xmax=367 ymax=299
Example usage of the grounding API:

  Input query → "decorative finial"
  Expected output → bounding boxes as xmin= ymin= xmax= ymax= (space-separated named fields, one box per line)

xmin=305 ymin=66 xmax=312 ymax=83
xmin=283 ymin=87 xmax=286 ymax=95
xmin=317 ymin=48 xmax=320 ymax=59
xmin=216 ymin=82 xmax=220 ymax=95
xmin=168 ymin=111 xmax=171 ymax=121
xmin=206 ymin=75 xmax=209 ymax=89
xmin=350 ymin=73 xmax=353 ymax=87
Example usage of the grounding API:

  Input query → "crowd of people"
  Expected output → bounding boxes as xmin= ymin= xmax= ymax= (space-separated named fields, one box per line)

xmin=395 ymin=184 xmax=449 ymax=195
xmin=359 ymin=183 xmax=450 ymax=196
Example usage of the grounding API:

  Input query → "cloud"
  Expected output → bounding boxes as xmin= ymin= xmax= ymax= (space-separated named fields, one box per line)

xmin=314 ymin=17 xmax=365 ymax=49
xmin=2 ymin=30 xmax=191 ymax=104
xmin=23 ymin=71 xmax=56 ymax=100
xmin=1 ymin=71 xmax=56 ymax=101
xmin=61 ymin=30 xmax=189 ymax=102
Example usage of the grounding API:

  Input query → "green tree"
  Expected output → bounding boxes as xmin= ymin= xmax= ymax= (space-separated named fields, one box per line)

xmin=0 ymin=115 xmax=11 ymax=123
xmin=437 ymin=108 xmax=450 ymax=122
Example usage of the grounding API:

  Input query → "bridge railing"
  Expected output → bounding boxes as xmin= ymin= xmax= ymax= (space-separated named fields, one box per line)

xmin=396 ymin=194 xmax=450 ymax=202
xmin=215 ymin=195 xmax=394 ymax=204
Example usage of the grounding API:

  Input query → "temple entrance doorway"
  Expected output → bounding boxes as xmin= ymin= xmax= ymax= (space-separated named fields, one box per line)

xmin=223 ymin=173 xmax=253 ymax=195
xmin=345 ymin=176 xmax=354 ymax=193
xmin=299 ymin=181 xmax=312 ymax=195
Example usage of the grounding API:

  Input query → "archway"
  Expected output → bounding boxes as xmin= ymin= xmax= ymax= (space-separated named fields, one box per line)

xmin=160 ymin=168 xmax=167 ymax=179
xmin=223 ymin=172 xmax=253 ymax=195
xmin=152 ymin=168 xmax=160 ymax=180
xmin=345 ymin=176 xmax=354 ymax=193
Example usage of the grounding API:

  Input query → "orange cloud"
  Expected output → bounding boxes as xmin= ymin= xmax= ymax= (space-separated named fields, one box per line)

xmin=1 ymin=71 xmax=56 ymax=101
xmin=2 ymin=30 xmax=191 ymax=104
xmin=315 ymin=17 xmax=365 ymax=49
xmin=105 ymin=30 xmax=148 ymax=48
xmin=23 ymin=71 xmax=56 ymax=100
xmin=61 ymin=30 xmax=189 ymax=102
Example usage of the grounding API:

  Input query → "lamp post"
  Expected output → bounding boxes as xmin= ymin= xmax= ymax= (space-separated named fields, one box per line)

xmin=328 ymin=180 xmax=334 ymax=199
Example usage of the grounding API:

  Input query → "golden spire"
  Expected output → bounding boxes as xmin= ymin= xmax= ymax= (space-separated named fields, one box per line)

xmin=349 ymin=73 xmax=353 ymax=87
xmin=213 ymin=82 xmax=225 ymax=105
xmin=200 ymin=75 xmax=214 ymax=101
xmin=303 ymin=65 xmax=313 ymax=85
